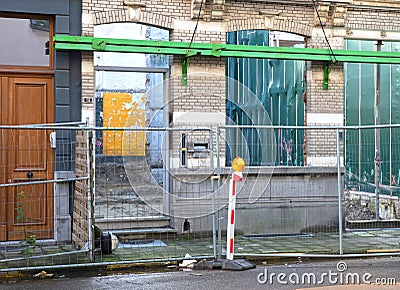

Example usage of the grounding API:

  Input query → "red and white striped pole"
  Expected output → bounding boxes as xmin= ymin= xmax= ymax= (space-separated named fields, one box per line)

xmin=226 ymin=156 xmax=244 ymax=261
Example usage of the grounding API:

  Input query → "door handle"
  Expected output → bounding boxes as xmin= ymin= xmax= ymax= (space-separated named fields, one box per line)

xmin=27 ymin=172 xmax=33 ymax=178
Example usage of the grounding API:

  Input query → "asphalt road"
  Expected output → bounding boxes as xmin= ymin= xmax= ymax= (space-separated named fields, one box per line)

xmin=1 ymin=256 xmax=400 ymax=289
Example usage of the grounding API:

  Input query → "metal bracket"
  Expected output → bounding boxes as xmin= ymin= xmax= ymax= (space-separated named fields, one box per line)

xmin=211 ymin=44 xmax=223 ymax=57
xmin=182 ymin=50 xmax=200 ymax=86
xmin=182 ymin=57 xmax=188 ymax=86
xmin=92 ymin=39 xmax=107 ymax=50
xmin=323 ymin=62 xmax=332 ymax=90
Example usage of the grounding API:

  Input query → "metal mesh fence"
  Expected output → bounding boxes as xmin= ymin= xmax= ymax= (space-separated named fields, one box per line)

xmin=0 ymin=125 xmax=89 ymax=271
xmin=93 ymin=127 xmax=216 ymax=264
xmin=217 ymin=125 xmax=400 ymax=258
xmin=1 ymin=124 xmax=400 ymax=272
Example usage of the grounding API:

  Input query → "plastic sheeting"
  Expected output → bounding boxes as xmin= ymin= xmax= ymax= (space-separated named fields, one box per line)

xmin=226 ymin=30 xmax=305 ymax=166
xmin=345 ymin=40 xmax=400 ymax=194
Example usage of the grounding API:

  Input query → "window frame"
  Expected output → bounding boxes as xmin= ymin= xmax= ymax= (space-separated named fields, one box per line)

xmin=0 ymin=13 xmax=54 ymax=74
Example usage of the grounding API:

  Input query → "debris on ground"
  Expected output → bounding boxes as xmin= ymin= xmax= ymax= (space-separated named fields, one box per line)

xmin=178 ymin=253 xmax=197 ymax=269
xmin=33 ymin=271 xmax=54 ymax=278
xmin=345 ymin=199 xmax=376 ymax=220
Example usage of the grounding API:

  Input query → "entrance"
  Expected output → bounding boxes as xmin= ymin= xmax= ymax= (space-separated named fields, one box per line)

xmin=0 ymin=75 xmax=54 ymax=241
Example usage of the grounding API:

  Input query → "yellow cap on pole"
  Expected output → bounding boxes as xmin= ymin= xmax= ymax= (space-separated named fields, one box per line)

xmin=232 ymin=156 xmax=245 ymax=172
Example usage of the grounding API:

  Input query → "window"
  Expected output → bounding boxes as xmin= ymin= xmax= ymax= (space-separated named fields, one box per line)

xmin=226 ymin=30 xmax=306 ymax=166
xmin=0 ymin=15 xmax=51 ymax=67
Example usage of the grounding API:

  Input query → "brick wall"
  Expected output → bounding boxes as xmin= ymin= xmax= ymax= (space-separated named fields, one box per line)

xmin=80 ymin=0 xmax=400 ymax=166
xmin=72 ymin=131 xmax=90 ymax=248
xmin=347 ymin=8 xmax=400 ymax=31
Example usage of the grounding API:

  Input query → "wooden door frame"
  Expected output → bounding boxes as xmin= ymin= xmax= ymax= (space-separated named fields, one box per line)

xmin=0 ymin=12 xmax=55 ymax=241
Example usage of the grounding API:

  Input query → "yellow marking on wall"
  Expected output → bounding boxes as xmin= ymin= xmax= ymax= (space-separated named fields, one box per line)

xmin=103 ymin=92 xmax=146 ymax=156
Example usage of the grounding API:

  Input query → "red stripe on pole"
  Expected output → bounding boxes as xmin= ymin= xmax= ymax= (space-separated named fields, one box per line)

xmin=230 ymin=209 xmax=235 ymax=224
xmin=233 ymin=173 xmax=242 ymax=181
xmin=229 ymin=238 xmax=234 ymax=253
xmin=232 ymin=181 xmax=236 ymax=196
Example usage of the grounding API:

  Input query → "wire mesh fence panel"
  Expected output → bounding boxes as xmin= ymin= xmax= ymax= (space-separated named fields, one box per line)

xmin=343 ymin=126 xmax=400 ymax=253
xmin=92 ymin=127 xmax=217 ymax=264
xmin=216 ymin=126 xmax=342 ymax=257
xmin=218 ymin=125 xmax=400 ymax=258
xmin=3 ymin=124 xmax=400 ymax=271
xmin=0 ymin=125 xmax=90 ymax=271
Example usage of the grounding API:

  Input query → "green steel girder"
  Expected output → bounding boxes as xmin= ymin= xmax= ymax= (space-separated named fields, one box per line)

xmin=54 ymin=35 xmax=400 ymax=64
xmin=54 ymin=35 xmax=400 ymax=87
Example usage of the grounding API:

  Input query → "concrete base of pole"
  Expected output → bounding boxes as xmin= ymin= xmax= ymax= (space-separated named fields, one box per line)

xmin=193 ymin=259 xmax=256 ymax=271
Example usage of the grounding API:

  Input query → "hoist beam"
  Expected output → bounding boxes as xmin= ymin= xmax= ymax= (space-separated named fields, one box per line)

xmin=54 ymin=35 xmax=400 ymax=64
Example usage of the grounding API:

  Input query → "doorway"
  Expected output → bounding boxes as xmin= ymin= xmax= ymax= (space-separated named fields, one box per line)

xmin=0 ymin=14 xmax=55 ymax=241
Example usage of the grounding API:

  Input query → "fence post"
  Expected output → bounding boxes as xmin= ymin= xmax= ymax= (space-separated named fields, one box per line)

xmin=375 ymin=41 xmax=382 ymax=220
xmin=216 ymin=125 xmax=222 ymax=259
xmin=336 ymin=128 xmax=343 ymax=255
xmin=209 ymin=128 xmax=217 ymax=259
xmin=87 ymin=128 xmax=95 ymax=262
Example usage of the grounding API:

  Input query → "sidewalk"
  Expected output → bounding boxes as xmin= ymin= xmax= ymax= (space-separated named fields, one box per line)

xmin=1 ymin=228 xmax=400 ymax=270
xmin=301 ymin=285 xmax=399 ymax=290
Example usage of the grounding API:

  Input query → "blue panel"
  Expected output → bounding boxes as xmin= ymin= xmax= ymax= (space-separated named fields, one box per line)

xmin=55 ymin=106 xmax=70 ymax=122
xmin=56 ymin=88 xmax=70 ymax=105
xmin=55 ymin=70 xmax=70 ymax=87
xmin=55 ymin=15 xmax=70 ymax=34
xmin=55 ymin=52 xmax=70 ymax=70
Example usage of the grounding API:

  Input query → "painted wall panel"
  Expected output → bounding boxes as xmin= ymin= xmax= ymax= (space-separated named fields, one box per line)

xmin=102 ymin=92 xmax=146 ymax=156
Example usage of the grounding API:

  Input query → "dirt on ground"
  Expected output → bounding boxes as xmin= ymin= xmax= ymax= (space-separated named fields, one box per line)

xmin=344 ymin=199 xmax=376 ymax=221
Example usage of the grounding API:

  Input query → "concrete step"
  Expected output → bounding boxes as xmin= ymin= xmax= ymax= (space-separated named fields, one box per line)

xmin=346 ymin=219 xmax=400 ymax=230
xmin=105 ymin=227 xmax=178 ymax=241
xmin=110 ymin=227 xmax=177 ymax=235
xmin=95 ymin=216 xmax=171 ymax=231
xmin=112 ymin=228 xmax=177 ymax=243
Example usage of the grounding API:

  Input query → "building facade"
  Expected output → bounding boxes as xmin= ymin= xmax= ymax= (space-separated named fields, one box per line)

xmin=77 ymin=0 xmax=400 ymax=234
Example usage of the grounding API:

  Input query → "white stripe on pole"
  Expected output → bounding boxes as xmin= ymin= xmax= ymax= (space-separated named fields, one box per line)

xmin=226 ymin=171 xmax=242 ymax=260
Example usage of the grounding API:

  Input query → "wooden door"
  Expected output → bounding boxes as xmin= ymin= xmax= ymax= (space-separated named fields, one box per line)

xmin=0 ymin=75 xmax=54 ymax=241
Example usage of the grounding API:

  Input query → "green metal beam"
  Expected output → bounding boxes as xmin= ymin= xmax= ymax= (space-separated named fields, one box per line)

xmin=54 ymin=35 xmax=400 ymax=64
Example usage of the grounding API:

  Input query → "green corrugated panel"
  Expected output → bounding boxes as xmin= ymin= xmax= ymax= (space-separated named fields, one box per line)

xmin=226 ymin=31 xmax=237 ymax=163
xmin=226 ymin=30 xmax=305 ymax=165
xmin=345 ymin=40 xmax=400 ymax=194
xmin=391 ymin=43 xmax=400 ymax=190
xmin=380 ymin=43 xmax=391 ymax=186
xmin=285 ymin=60 xmax=295 ymax=165
xmin=345 ymin=40 xmax=361 ymax=186
xmin=359 ymin=42 xmax=376 ymax=189
xmin=295 ymin=59 xmax=305 ymax=166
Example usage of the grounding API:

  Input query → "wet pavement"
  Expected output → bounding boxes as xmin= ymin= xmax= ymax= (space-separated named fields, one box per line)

xmin=3 ymin=228 xmax=400 ymax=271
xmin=1 ymin=256 xmax=400 ymax=289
